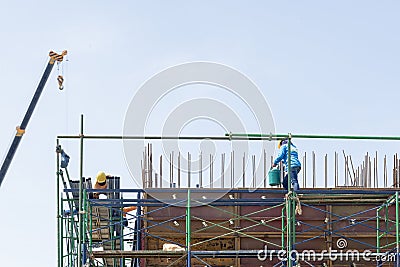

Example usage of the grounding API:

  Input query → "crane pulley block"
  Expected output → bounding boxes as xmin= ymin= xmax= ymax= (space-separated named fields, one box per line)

xmin=49 ymin=50 xmax=67 ymax=64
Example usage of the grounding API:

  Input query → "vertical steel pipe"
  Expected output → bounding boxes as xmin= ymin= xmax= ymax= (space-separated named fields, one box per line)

xmin=394 ymin=155 xmax=397 ymax=188
xmin=312 ymin=151 xmax=316 ymax=188
xmin=303 ymin=152 xmax=306 ymax=188
xmin=159 ymin=155 xmax=163 ymax=188
xmin=149 ymin=144 xmax=153 ymax=188
xmin=78 ymin=114 xmax=84 ymax=267
xmin=178 ymin=152 xmax=181 ymax=188
xmin=210 ymin=154 xmax=213 ymax=188
xmin=242 ymin=153 xmax=245 ymax=188
xmin=384 ymin=155 xmax=387 ymax=187
xmin=143 ymin=150 xmax=147 ymax=187
xmin=231 ymin=151 xmax=234 ymax=188
xmin=186 ymin=189 xmax=191 ymax=266
xmin=324 ymin=154 xmax=328 ymax=188
xmin=221 ymin=153 xmax=225 ymax=188
xmin=334 ymin=152 xmax=338 ymax=187
xmin=263 ymin=150 xmax=267 ymax=188
xmin=199 ymin=152 xmax=203 ymax=188
xmin=368 ymin=157 xmax=372 ymax=188
xmin=188 ymin=152 xmax=191 ymax=188
xmin=251 ymin=155 xmax=255 ymax=188
xmin=344 ymin=153 xmax=348 ymax=186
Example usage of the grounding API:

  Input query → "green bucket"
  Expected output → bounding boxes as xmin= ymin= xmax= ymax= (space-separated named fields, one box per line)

xmin=268 ymin=168 xmax=281 ymax=186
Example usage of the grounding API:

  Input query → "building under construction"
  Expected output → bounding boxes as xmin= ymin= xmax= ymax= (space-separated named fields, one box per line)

xmin=57 ymin=129 xmax=400 ymax=267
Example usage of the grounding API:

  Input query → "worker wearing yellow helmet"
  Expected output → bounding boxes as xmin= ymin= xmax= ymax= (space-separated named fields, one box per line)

xmin=272 ymin=139 xmax=301 ymax=192
xmin=93 ymin=171 xmax=108 ymax=199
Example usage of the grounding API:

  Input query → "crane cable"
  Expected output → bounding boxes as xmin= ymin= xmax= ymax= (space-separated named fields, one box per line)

xmin=61 ymin=53 xmax=70 ymax=150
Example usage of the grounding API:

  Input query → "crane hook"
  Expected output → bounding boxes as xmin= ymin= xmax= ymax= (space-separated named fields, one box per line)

xmin=57 ymin=75 xmax=64 ymax=90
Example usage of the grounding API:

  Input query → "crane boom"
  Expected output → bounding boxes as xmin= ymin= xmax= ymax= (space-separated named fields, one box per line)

xmin=0 ymin=50 xmax=67 ymax=187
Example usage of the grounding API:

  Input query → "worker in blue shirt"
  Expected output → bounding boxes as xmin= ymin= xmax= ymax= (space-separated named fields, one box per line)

xmin=272 ymin=139 xmax=301 ymax=191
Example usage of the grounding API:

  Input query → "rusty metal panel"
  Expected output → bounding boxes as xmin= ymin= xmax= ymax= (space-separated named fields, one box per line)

xmin=140 ymin=189 xmax=397 ymax=266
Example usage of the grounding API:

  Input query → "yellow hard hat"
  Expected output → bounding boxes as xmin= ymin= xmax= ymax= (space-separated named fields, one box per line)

xmin=96 ymin=171 xmax=107 ymax=184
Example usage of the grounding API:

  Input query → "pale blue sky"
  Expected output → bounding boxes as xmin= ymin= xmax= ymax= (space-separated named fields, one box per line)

xmin=0 ymin=1 xmax=399 ymax=266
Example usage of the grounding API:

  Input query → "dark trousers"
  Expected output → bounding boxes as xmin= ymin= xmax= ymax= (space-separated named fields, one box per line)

xmin=283 ymin=166 xmax=301 ymax=191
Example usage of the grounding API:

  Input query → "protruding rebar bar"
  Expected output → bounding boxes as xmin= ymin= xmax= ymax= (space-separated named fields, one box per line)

xmin=210 ymin=154 xmax=213 ymax=188
xmin=349 ymin=155 xmax=356 ymax=185
xmin=303 ymin=152 xmax=307 ymax=188
xmin=252 ymin=155 xmax=256 ymax=188
xmin=169 ymin=153 xmax=172 ymax=188
xmin=263 ymin=150 xmax=267 ymax=188
xmin=199 ymin=152 xmax=203 ymax=188
xmin=170 ymin=152 xmax=174 ymax=188
xmin=178 ymin=152 xmax=181 ymax=188
xmin=374 ymin=151 xmax=378 ymax=188
xmin=242 ymin=153 xmax=246 ymax=188
xmin=334 ymin=152 xmax=338 ymax=187
xmin=141 ymin=159 xmax=144 ymax=188
xmin=159 ymin=155 xmax=162 ymax=188
xmin=140 ymin=145 xmax=400 ymax=190
xmin=384 ymin=155 xmax=387 ymax=187
xmin=231 ymin=151 xmax=234 ymax=188
xmin=312 ymin=151 xmax=316 ymax=188
xmin=324 ymin=154 xmax=328 ymax=188
xmin=368 ymin=156 xmax=372 ymax=188
xmin=221 ymin=153 xmax=225 ymax=188
xmin=394 ymin=154 xmax=397 ymax=188
xmin=149 ymin=144 xmax=153 ymax=188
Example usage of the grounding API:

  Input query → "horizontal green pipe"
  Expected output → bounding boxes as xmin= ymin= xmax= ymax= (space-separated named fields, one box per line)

xmin=227 ymin=133 xmax=400 ymax=141
xmin=57 ymin=133 xmax=400 ymax=141
xmin=57 ymin=135 xmax=260 ymax=140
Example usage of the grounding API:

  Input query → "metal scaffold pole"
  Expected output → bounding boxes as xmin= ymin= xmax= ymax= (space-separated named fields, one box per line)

xmin=186 ymin=189 xmax=191 ymax=266
xmin=396 ymin=191 xmax=399 ymax=265
xmin=287 ymin=134 xmax=294 ymax=267
xmin=78 ymin=114 xmax=84 ymax=267
xmin=57 ymin=138 xmax=61 ymax=267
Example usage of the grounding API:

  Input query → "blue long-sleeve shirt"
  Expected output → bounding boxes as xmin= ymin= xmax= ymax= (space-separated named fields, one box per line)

xmin=273 ymin=143 xmax=301 ymax=169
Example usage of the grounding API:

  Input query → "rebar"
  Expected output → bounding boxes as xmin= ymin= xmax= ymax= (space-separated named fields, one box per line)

xmin=242 ymin=153 xmax=245 ymax=188
xmin=312 ymin=151 xmax=316 ymax=188
xmin=303 ymin=152 xmax=307 ymax=188
xmin=230 ymin=151 xmax=234 ymax=188
xmin=188 ymin=152 xmax=191 ymax=188
xmin=199 ymin=152 xmax=203 ymax=188
xmin=221 ymin=153 xmax=225 ymax=188
xmin=178 ymin=152 xmax=181 ymax=188
xmin=252 ymin=155 xmax=256 ymax=188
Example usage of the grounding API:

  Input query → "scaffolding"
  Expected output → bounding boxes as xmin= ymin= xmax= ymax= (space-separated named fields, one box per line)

xmin=57 ymin=124 xmax=400 ymax=266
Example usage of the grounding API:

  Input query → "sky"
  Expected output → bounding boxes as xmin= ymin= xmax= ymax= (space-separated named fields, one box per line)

xmin=0 ymin=1 xmax=399 ymax=266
